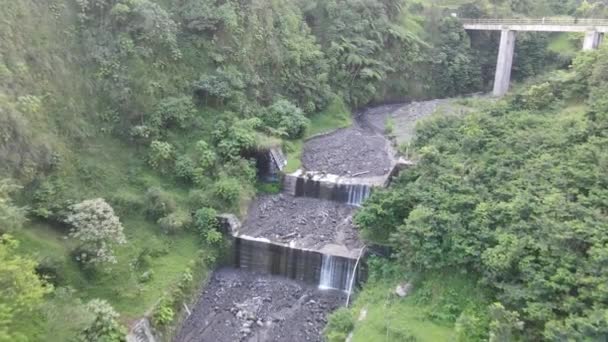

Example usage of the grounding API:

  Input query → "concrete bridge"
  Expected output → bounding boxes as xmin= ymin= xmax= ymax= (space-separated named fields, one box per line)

xmin=461 ymin=18 xmax=608 ymax=96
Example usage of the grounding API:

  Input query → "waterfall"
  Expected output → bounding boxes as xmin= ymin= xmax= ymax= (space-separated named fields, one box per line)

xmin=319 ymin=254 xmax=355 ymax=291
xmin=346 ymin=184 xmax=371 ymax=207
xmin=346 ymin=246 xmax=366 ymax=306
xmin=292 ymin=175 xmax=372 ymax=206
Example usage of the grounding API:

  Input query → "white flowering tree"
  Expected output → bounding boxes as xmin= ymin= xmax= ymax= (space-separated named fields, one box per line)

xmin=66 ymin=198 xmax=126 ymax=265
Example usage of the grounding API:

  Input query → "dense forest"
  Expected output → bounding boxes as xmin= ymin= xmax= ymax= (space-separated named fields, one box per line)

xmin=340 ymin=47 xmax=608 ymax=341
xmin=1 ymin=0 xmax=607 ymax=341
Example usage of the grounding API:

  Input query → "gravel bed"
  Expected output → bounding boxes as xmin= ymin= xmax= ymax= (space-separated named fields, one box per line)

xmin=240 ymin=194 xmax=362 ymax=252
xmin=359 ymin=99 xmax=454 ymax=144
xmin=302 ymin=127 xmax=393 ymax=177
xmin=174 ymin=268 xmax=346 ymax=342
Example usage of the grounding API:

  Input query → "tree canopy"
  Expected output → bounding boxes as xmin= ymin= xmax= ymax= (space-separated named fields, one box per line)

xmin=356 ymin=47 xmax=608 ymax=340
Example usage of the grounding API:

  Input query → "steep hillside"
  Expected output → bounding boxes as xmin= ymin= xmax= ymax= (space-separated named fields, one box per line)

xmin=1 ymin=0 xmax=601 ymax=341
xmin=332 ymin=47 xmax=608 ymax=340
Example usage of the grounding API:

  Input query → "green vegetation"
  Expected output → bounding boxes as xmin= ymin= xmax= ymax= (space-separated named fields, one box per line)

xmin=327 ymin=258 xmax=488 ymax=341
xmin=346 ymin=46 xmax=608 ymax=340
xmin=2 ymin=0 xmax=607 ymax=340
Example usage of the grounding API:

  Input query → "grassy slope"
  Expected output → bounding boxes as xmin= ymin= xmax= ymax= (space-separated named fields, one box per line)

xmin=13 ymin=136 xmax=206 ymax=319
xmin=0 ymin=1 xmax=216 ymax=328
xmin=346 ymin=272 xmax=486 ymax=341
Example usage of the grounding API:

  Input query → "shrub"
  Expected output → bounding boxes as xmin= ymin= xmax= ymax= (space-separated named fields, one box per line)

xmin=385 ymin=117 xmax=396 ymax=137
xmin=152 ymin=299 xmax=175 ymax=327
xmin=108 ymin=192 xmax=144 ymax=216
xmin=213 ymin=177 xmax=241 ymax=209
xmin=0 ymin=179 xmax=27 ymax=233
xmin=204 ymin=229 xmax=223 ymax=246
xmin=65 ymin=199 xmax=127 ymax=265
xmin=193 ymin=207 xmax=218 ymax=234
xmin=42 ymin=287 xmax=94 ymax=342
xmin=17 ymin=95 xmax=42 ymax=114
xmin=157 ymin=211 xmax=192 ymax=234
xmin=214 ymin=117 xmax=262 ymax=158
xmin=514 ymin=82 xmax=557 ymax=110
xmin=148 ymin=140 xmax=174 ymax=171
xmin=35 ymin=256 xmax=65 ymax=286
xmin=264 ymin=100 xmax=309 ymax=139
xmin=324 ymin=308 xmax=354 ymax=342
xmin=193 ymin=68 xmax=245 ymax=105
xmin=194 ymin=140 xmax=217 ymax=171
xmin=0 ymin=235 xmax=52 ymax=340
xmin=174 ymin=155 xmax=195 ymax=181
xmin=223 ymin=158 xmax=256 ymax=184
xmin=150 ymin=96 xmax=196 ymax=130
xmin=129 ymin=125 xmax=153 ymax=143
xmin=32 ymin=178 xmax=70 ymax=221
xmin=144 ymin=187 xmax=176 ymax=220
xmin=79 ymin=299 xmax=126 ymax=342
xmin=188 ymin=188 xmax=213 ymax=208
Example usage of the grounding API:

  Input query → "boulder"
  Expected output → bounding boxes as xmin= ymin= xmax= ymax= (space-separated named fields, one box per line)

xmin=395 ymin=282 xmax=413 ymax=297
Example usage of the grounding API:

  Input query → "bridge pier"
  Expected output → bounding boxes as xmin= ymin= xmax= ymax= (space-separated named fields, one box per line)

xmin=493 ymin=29 xmax=516 ymax=97
xmin=583 ymin=31 xmax=602 ymax=50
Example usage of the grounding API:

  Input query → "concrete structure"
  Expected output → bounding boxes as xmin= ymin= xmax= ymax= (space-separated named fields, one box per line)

xmin=492 ymin=29 xmax=517 ymax=97
xmin=461 ymin=18 xmax=608 ymax=96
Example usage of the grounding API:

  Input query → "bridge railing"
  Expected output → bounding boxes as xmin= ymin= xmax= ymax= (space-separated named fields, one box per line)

xmin=461 ymin=18 xmax=608 ymax=26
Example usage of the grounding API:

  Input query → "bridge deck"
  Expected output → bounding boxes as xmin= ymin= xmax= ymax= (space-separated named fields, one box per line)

xmin=462 ymin=18 xmax=608 ymax=33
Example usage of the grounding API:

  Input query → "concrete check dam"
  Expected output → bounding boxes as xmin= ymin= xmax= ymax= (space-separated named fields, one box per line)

xmin=165 ymin=100 xmax=441 ymax=342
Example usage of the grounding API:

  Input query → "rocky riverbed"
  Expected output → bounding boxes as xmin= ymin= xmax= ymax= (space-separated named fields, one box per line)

xmin=239 ymin=194 xmax=362 ymax=257
xmin=175 ymin=268 xmax=346 ymax=342
xmin=359 ymin=99 xmax=466 ymax=144
xmin=173 ymin=99 xmax=454 ymax=342
xmin=302 ymin=127 xmax=394 ymax=177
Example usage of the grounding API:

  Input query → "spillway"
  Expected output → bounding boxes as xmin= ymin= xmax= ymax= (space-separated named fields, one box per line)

xmin=229 ymin=236 xmax=364 ymax=292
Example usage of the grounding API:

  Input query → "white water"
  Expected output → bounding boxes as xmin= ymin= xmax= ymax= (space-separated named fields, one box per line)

xmin=346 ymin=246 xmax=366 ymax=306
xmin=347 ymin=184 xmax=371 ymax=207
xmin=319 ymin=254 xmax=354 ymax=291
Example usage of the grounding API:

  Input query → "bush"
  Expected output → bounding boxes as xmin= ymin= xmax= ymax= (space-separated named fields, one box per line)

xmin=213 ymin=177 xmax=241 ymax=209
xmin=157 ymin=211 xmax=192 ymax=234
xmin=79 ymin=299 xmax=126 ymax=342
xmin=223 ymin=158 xmax=256 ymax=184
xmin=214 ymin=117 xmax=262 ymax=159
xmin=152 ymin=299 xmax=175 ymax=327
xmin=204 ymin=229 xmax=223 ymax=246
xmin=129 ymin=125 xmax=153 ymax=143
xmin=264 ymin=100 xmax=309 ymax=139
xmin=65 ymin=199 xmax=127 ymax=265
xmin=174 ymin=155 xmax=195 ymax=181
xmin=0 ymin=179 xmax=27 ymax=233
xmin=193 ymin=207 xmax=219 ymax=238
xmin=324 ymin=308 xmax=354 ymax=342
xmin=148 ymin=140 xmax=174 ymax=171
xmin=31 ymin=177 xmax=70 ymax=221
xmin=35 ymin=256 xmax=65 ymax=286
xmin=108 ymin=192 xmax=144 ymax=216
xmin=144 ymin=187 xmax=176 ymax=220
xmin=194 ymin=140 xmax=217 ymax=171
xmin=42 ymin=287 xmax=94 ymax=342
xmin=514 ymin=82 xmax=557 ymax=110
xmin=193 ymin=68 xmax=245 ymax=105
xmin=150 ymin=96 xmax=196 ymax=130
